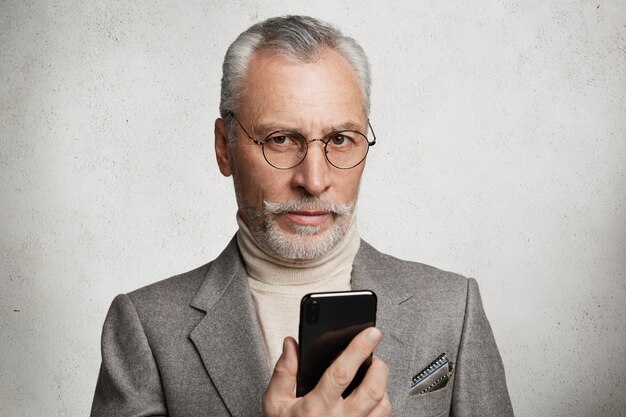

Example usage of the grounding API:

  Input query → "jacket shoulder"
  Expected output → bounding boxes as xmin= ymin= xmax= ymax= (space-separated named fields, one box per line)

xmin=357 ymin=240 xmax=470 ymax=300
xmin=129 ymin=262 xmax=210 ymax=300
xmin=122 ymin=262 xmax=213 ymax=326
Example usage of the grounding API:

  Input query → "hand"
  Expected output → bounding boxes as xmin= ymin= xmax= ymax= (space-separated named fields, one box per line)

xmin=262 ymin=327 xmax=392 ymax=417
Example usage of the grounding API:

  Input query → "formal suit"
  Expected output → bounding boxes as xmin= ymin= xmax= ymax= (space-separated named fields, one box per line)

xmin=91 ymin=237 xmax=514 ymax=417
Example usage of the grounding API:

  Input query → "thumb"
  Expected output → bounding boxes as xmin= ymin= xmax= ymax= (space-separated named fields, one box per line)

xmin=265 ymin=337 xmax=299 ymax=400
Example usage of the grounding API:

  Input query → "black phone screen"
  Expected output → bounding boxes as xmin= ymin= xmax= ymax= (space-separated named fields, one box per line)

xmin=296 ymin=290 xmax=377 ymax=398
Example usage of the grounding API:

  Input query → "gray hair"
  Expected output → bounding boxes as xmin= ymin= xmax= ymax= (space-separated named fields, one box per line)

xmin=219 ymin=15 xmax=371 ymax=145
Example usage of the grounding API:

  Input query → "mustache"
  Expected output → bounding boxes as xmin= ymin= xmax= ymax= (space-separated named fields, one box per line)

xmin=263 ymin=196 xmax=353 ymax=216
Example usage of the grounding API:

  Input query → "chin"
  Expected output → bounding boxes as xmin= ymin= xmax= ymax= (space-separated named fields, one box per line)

xmin=260 ymin=217 xmax=345 ymax=262
xmin=282 ymin=221 xmax=327 ymax=236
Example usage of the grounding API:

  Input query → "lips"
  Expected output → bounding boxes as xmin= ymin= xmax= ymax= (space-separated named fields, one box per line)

xmin=283 ymin=211 xmax=331 ymax=227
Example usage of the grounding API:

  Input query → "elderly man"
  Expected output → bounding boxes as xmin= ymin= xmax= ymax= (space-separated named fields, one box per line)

xmin=91 ymin=16 xmax=513 ymax=417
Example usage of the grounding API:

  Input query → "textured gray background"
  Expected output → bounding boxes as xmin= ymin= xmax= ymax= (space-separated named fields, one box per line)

xmin=1 ymin=1 xmax=625 ymax=416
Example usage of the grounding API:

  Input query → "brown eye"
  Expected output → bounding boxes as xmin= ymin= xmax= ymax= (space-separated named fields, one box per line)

xmin=329 ymin=133 xmax=357 ymax=148
xmin=264 ymin=133 xmax=305 ymax=156
xmin=270 ymin=135 xmax=291 ymax=145
xmin=332 ymin=135 xmax=347 ymax=145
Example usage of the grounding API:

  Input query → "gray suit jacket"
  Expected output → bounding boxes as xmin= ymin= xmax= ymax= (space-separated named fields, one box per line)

xmin=91 ymin=238 xmax=513 ymax=417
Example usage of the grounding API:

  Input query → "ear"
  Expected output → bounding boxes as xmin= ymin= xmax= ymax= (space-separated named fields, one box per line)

xmin=214 ymin=118 xmax=232 ymax=177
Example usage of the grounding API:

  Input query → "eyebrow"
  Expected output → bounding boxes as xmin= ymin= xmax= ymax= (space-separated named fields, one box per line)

xmin=253 ymin=120 xmax=366 ymax=136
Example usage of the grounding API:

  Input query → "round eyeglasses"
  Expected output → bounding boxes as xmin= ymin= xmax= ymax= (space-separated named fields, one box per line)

xmin=227 ymin=112 xmax=376 ymax=170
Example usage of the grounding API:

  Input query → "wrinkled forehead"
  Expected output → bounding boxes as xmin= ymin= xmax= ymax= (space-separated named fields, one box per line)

xmin=240 ymin=48 xmax=367 ymax=125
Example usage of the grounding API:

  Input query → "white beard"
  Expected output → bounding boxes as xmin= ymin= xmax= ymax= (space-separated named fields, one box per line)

xmin=241 ymin=194 xmax=355 ymax=262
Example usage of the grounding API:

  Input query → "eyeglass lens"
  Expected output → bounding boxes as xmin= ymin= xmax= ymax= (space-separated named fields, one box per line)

xmin=262 ymin=131 xmax=369 ymax=169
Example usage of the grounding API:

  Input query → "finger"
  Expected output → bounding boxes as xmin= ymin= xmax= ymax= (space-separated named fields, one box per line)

xmin=366 ymin=391 xmax=393 ymax=417
xmin=345 ymin=356 xmax=389 ymax=414
xmin=316 ymin=327 xmax=382 ymax=399
xmin=264 ymin=337 xmax=299 ymax=401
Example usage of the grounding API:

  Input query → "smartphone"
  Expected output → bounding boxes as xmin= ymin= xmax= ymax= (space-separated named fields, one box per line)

xmin=296 ymin=290 xmax=377 ymax=398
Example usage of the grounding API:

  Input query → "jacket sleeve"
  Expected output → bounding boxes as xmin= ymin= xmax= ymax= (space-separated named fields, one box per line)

xmin=451 ymin=278 xmax=514 ymax=417
xmin=91 ymin=294 xmax=168 ymax=417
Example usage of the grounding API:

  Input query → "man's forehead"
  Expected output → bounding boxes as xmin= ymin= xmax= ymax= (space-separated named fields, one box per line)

xmin=238 ymin=48 xmax=366 ymax=127
xmin=244 ymin=47 xmax=355 ymax=81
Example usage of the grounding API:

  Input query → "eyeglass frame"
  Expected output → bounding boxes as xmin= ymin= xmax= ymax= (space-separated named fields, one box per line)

xmin=226 ymin=111 xmax=377 ymax=170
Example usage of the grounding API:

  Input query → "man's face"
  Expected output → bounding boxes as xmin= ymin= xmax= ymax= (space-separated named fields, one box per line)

xmin=215 ymin=48 xmax=367 ymax=262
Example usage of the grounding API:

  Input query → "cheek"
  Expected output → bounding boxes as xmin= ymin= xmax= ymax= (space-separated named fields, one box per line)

xmin=233 ymin=155 xmax=291 ymax=205
xmin=337 ymin=170 xmax=364 ymax=200
xmin=256 ymin=174 xmax=294 ymax=202
xmin=231 ymin=153 xmax=262 ymax=203
xmin=236 ymin=173 xmax=264 ymax=206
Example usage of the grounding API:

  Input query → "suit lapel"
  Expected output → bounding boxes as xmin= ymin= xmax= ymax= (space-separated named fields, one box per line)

xmin=189 ymin=238 xmax=270 ymax=417
xmin=188 ymin=237 xmax=421 ymax=416
xmin=351 ymin=240 xmax=419 ymax=414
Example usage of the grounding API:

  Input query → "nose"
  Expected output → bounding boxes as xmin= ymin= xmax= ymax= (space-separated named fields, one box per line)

xmin=290 ymin=140 xmax=331 ymax=197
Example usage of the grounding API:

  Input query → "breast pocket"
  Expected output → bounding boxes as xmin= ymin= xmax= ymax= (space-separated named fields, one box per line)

xmin=404 ymin=385 xmax=451 ymax=417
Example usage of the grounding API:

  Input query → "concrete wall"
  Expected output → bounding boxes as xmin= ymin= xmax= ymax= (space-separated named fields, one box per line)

xmin=1 ymin=1 xmax=625 ymax=416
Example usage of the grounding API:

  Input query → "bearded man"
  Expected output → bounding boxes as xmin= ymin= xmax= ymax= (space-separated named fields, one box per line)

xmin=91 ymin=15 xmax=514 ymax=417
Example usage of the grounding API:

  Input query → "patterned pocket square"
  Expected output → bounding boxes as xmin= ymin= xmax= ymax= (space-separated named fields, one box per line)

xmin=409 ymin=353 xmax=454 ymax=395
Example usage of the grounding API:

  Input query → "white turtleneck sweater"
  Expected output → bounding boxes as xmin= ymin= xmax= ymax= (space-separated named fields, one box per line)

xmin=236 ymin=215 xmax=360 ymax=370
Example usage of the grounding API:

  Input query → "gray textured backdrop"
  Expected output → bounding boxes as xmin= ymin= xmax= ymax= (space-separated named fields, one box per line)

xmin=1 ymin=1 xmax=625 ymax=416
